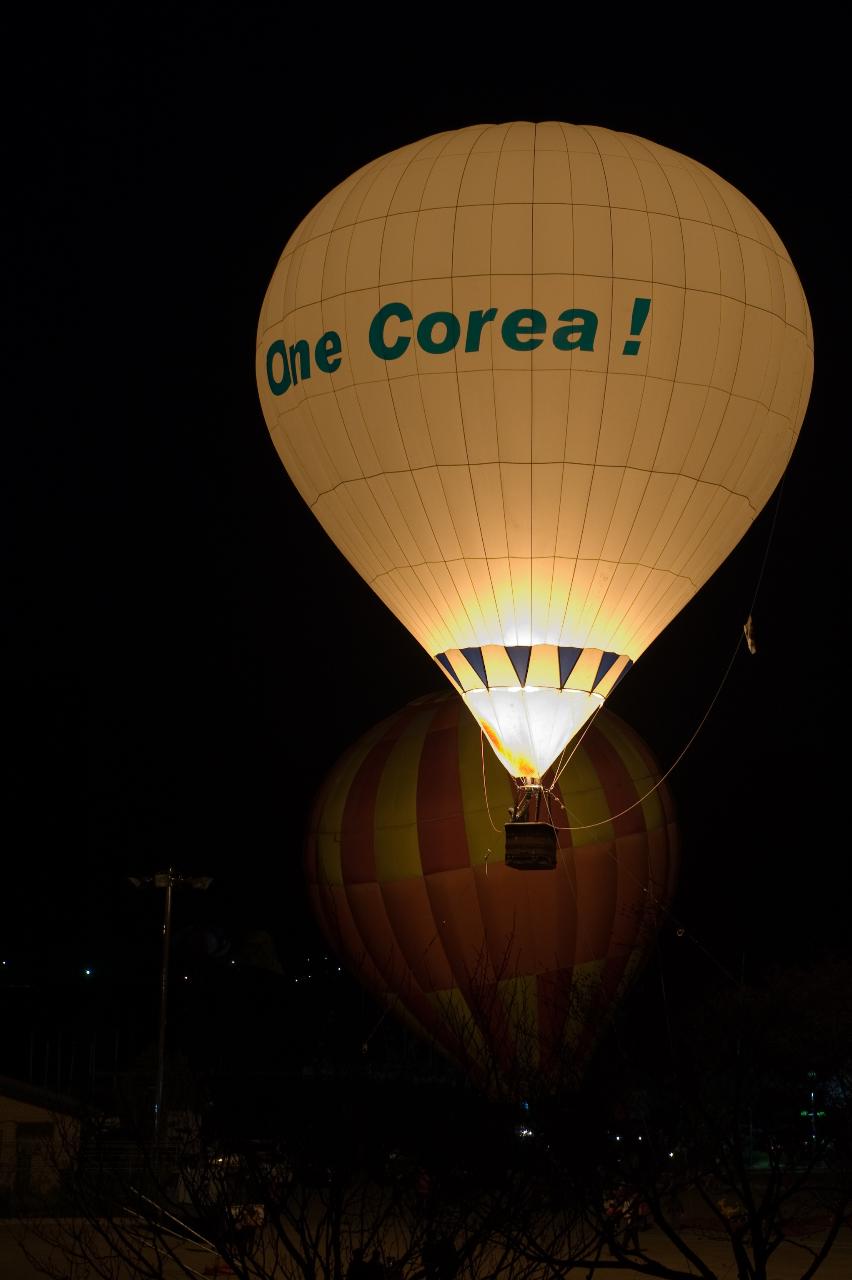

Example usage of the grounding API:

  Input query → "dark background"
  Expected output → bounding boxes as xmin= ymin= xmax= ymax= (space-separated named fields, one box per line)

xmin=5 ymin=18 xmax=847 ymax=1087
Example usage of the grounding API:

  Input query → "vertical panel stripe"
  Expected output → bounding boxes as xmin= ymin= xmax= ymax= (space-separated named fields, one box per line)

xmin=417 ymin=700 xmax=469 ymax=874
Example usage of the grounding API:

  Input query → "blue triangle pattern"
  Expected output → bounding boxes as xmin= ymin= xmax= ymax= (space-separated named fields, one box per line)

xmin=611 ymin=658 xmax=633 ymax=690
xmin=592 ymin=651 xmax=621 ymax=690
xmin=558 ymin=646 xmax=583 ymax=688
xmin=505 ymin=645 xmax=531 ymax=685
xmin=435 ymin=653 xmax=463 ymax=689
xmin=460 ymin=647 xmax=489 ymax=686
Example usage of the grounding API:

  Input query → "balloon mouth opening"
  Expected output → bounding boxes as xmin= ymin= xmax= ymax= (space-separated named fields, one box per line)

xmin=433 ymin=643 xmax=634 ymax=780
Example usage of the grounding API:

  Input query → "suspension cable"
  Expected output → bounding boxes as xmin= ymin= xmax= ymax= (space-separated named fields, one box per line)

xmin=550 ymin=627 xmax=744 ymax=832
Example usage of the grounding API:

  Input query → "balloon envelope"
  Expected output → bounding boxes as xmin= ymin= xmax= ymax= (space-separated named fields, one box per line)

xmin=258 ymin=124 xmax=812 ymax=779
xmin=305 ymin=693 xmax=678 ymax=1091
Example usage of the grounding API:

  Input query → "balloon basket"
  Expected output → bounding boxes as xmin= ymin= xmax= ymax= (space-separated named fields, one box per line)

xmin=504 ymin=821 xmax=557 ymax=871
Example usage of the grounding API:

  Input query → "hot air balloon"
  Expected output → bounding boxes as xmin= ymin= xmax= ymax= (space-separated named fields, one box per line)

xmin=258 ymin=123 xmax=811 ymax=863
xmin=305 ymin=693 xmax=678 ymax=1094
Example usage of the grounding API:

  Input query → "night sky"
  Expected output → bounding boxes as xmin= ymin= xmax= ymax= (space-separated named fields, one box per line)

xmin=7 ymin=23 xmax=848 ymax=1025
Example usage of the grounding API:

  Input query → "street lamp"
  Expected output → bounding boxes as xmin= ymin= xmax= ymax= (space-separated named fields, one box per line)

xmin=129 ymin=868 xmax=212 ymax=1156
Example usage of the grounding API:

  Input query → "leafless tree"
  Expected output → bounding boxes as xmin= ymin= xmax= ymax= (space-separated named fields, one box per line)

xmin=490 ymin=957 xmax=852 ymax=1280
xmin=14 ymin=954 xmax=852 ymax=1280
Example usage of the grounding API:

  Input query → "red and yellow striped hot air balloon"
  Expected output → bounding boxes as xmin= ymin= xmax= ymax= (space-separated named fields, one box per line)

xmin=305 ymin=692 xmax=678 ymax=1093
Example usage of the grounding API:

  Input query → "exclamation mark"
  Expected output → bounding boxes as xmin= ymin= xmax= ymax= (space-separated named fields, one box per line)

xmin=623 ymin=297 xmax=651 ymax=356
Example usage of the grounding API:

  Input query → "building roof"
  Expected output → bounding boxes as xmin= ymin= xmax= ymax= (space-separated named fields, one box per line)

xmin=0 ymin=1075 xmax=82 ymax=1117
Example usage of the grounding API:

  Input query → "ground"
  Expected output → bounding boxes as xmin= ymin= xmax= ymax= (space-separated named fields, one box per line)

xmin=2 ymin=1220 xmax=852 ymax=1280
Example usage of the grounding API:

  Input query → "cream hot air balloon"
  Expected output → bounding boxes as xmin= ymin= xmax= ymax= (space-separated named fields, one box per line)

xmin=256 ymin=122 xmax=812 ymax=857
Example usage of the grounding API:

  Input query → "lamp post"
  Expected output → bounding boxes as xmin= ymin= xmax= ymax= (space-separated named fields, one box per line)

xmin=130 ymin=868 xmax=212 ymax=1158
